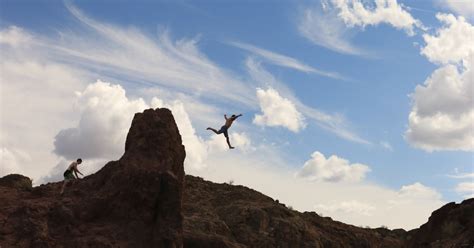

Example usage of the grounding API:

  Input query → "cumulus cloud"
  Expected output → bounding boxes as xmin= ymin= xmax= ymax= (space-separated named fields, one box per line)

xmin=331 ymin=0 xmax=424 ymax=35
xmin=296 ymin=151 xmax=371 ymax=183
xmin=253 ymin=88 xmax=306 ymax=132
xmin=53 ymin=80 xmax=252 ymax=172
xmin=397 ymin=182 xmax=442 ymax=200
xmin=0 ymin=26 xmax=89 ymax=180
xmin=455 ymin=182 xmax=474 ymax=199
xmin=439 ymin=0 xmax=474 ymax=19
xmin=421 ymin=14 xmax=474 ymax=64
xmin=246 ymin=58 xmax=369 ymax=144
xmin=54 ymin=80 xmax=148 ymax=160
xmin=406 ymin=14 xmax=474 ymax=152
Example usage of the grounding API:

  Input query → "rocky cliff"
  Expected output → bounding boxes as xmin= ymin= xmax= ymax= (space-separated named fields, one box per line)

xmin=0 ymin=108 xmax=472 ymax=248
xmin=1 ymin=108 xmax=185 ymax=247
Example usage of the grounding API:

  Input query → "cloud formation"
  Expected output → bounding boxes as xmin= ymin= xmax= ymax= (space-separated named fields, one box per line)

xmin=406 ymin=14 xmax=473 ymax=151
xmin=54 ymin=80 xmax=149 ymax=160
xmin=455 ymin=182 xmax=474 ymax=199
xmin=229 ymin=41 xmax=344 ymax=79
xmin=254 ymin=88 xmax=306 ymax=132
xmin=246 ymin=58 xmax=370 ymax=143
xmin=298 ymin=4 xmax=363 ymax=55
xmin=297 ymin=151 xmax=371 ymax=183
xmin=331 ymin=0 xmax=423 ymax=35
xmin=0 ymin=26 xmax=88 ymax=180
xmin=439 ymin=0 xmax=474 ymax=19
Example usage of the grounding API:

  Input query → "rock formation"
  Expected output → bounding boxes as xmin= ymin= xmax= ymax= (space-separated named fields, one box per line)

xmin=1 ymin=108 xmax=472 ymax=248
xmin=0 ymin=108 xmax=185 ymax=247
xmin=405 ymin=199 xmax=474 ymax=248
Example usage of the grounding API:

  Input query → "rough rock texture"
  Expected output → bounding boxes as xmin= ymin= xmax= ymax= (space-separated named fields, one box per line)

xmin=0 ymin=174 xmax=32 ymax=190
xmin=405 ymin=199 xmax=474 ymax=248
xmin=1 ymin=108 xmax=472 ymax=248
xmin=182 ymin=176 xmax=405 ymax=248
xmin=0 ymin=108 xmax=185 ymax=247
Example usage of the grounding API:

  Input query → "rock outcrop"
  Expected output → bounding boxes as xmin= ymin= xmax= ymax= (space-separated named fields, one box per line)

xmin=405 ymin=199 xmax=474 ymax=248
xmin=1 ymin=108 xmax=472 ymax=248
xmin=0 ymin=108 xmax=185 ymax=247
xmin=182 ymin=176 xmax=404 ymax=248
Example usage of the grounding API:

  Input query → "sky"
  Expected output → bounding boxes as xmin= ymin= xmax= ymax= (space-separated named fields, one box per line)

xmin=0 ymin=0 xmax=473 ymax=230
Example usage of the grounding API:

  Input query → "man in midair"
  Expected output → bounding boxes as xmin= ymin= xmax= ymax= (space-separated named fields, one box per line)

xmin=207 ymin=114 xmax=242 ymax=149
xmin=60 ymin=158 xmax=83 ymax=195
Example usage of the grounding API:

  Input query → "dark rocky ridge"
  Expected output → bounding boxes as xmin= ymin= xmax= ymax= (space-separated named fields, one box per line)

xmin=0 ymin=108 xmax=472 ymax=247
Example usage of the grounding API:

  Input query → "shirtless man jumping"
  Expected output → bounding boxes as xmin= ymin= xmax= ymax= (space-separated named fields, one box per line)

xmin=207 ymin=114 xmax=242 ymax=149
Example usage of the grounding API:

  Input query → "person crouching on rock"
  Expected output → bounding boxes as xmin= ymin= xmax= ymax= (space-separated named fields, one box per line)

xmin=60 ymin=158 xmax=83 ymax=195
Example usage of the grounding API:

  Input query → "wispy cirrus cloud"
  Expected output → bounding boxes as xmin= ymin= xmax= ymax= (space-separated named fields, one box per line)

xmin=229 ymin=41 xmax=345 ymax=79
xmin=298 ymin=3 xmax=364 ymax=56
xmin=56 ymin=3 xmax=257 ymax=108
xmin=298 ymin=0 xmax=423 ymax=56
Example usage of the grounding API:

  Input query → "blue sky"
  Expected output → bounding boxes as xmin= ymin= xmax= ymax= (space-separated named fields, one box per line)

xmin=1 ymin=0 xmax=473 ymax=229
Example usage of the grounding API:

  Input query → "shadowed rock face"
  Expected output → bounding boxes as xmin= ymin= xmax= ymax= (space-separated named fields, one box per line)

xmin=405 ymin=199 xmax=474 ymax=248
xmin=1 ymin=108 xmax=472 ymax=248
xmin=182 ymin=176 xmax=405 ymax=248
xmin=0 ymin=108 xmax=185 ymax=247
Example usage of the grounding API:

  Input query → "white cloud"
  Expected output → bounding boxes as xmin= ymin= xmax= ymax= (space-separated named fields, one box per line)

xmin=229 ymin=41 xmax=344 ymax=79
xmin=54 ymin=80 xmax=149 ymax=160
xmin=331 ymin=0 xmax=424 ymax=36
xmin=0 ymin=147 xmax=31 ymax=177
xmin=315 ymin=200 xmax=376 ymax=216
xmin=406 ymin=14 xmax=474 ymax=152
xmin=448 ymin=172 xmax=474 ymax=179
xmin=380 ymin=141 xmax=394 ymax=151
xmin=455 ymin=182 xmax=474 ymax=199
xmin=439 ymin=0 xmax=474 ymax=19
xmin=58 ymin=3 xmax=256 ymax=108
xmin=298 ymin=0 xmax=423 ymax=55
xmin=0 ymin=26 xmax=89 ymax=180
xmin=53 ymin=80 xmax=251 ymax=172
xmin=398 ymin=182 xmax=442 ymax=200
xmin=298 ymin=4 xmax=364 ymax=55
xmin=421 ymin=14 xmax=474 ymax=64
xmin=296 ymin=151 xmax=371 ymax=182
xmin=0 ymin=26 xmax=33 ymax=47
xmin=254 ymin=88 xmax=306 ymax=132
xmin=246 ymin=58 xmax=370 ymax=144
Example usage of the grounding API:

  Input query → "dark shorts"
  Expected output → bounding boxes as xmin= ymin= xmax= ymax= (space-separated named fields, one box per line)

xmin=63 ymin=170 xmax=75 ymax=180
xmin=217 ymin=125 xmax=229 ymax=138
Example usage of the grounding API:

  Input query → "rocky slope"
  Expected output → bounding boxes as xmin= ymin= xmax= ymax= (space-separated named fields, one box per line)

xmin=1 ymin=108 xmax=472 ymax=247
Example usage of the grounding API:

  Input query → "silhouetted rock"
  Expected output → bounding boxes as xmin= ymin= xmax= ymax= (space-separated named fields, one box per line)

xmin=1 ymin=108 xmax=472 ymax=248
xmin=405 ymin=199 xmax=474 ymax=248
xmin=0 ymin=108 xmax=185 ymax=247
xmin=182 ymin=175 xmax=404 ymax=248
